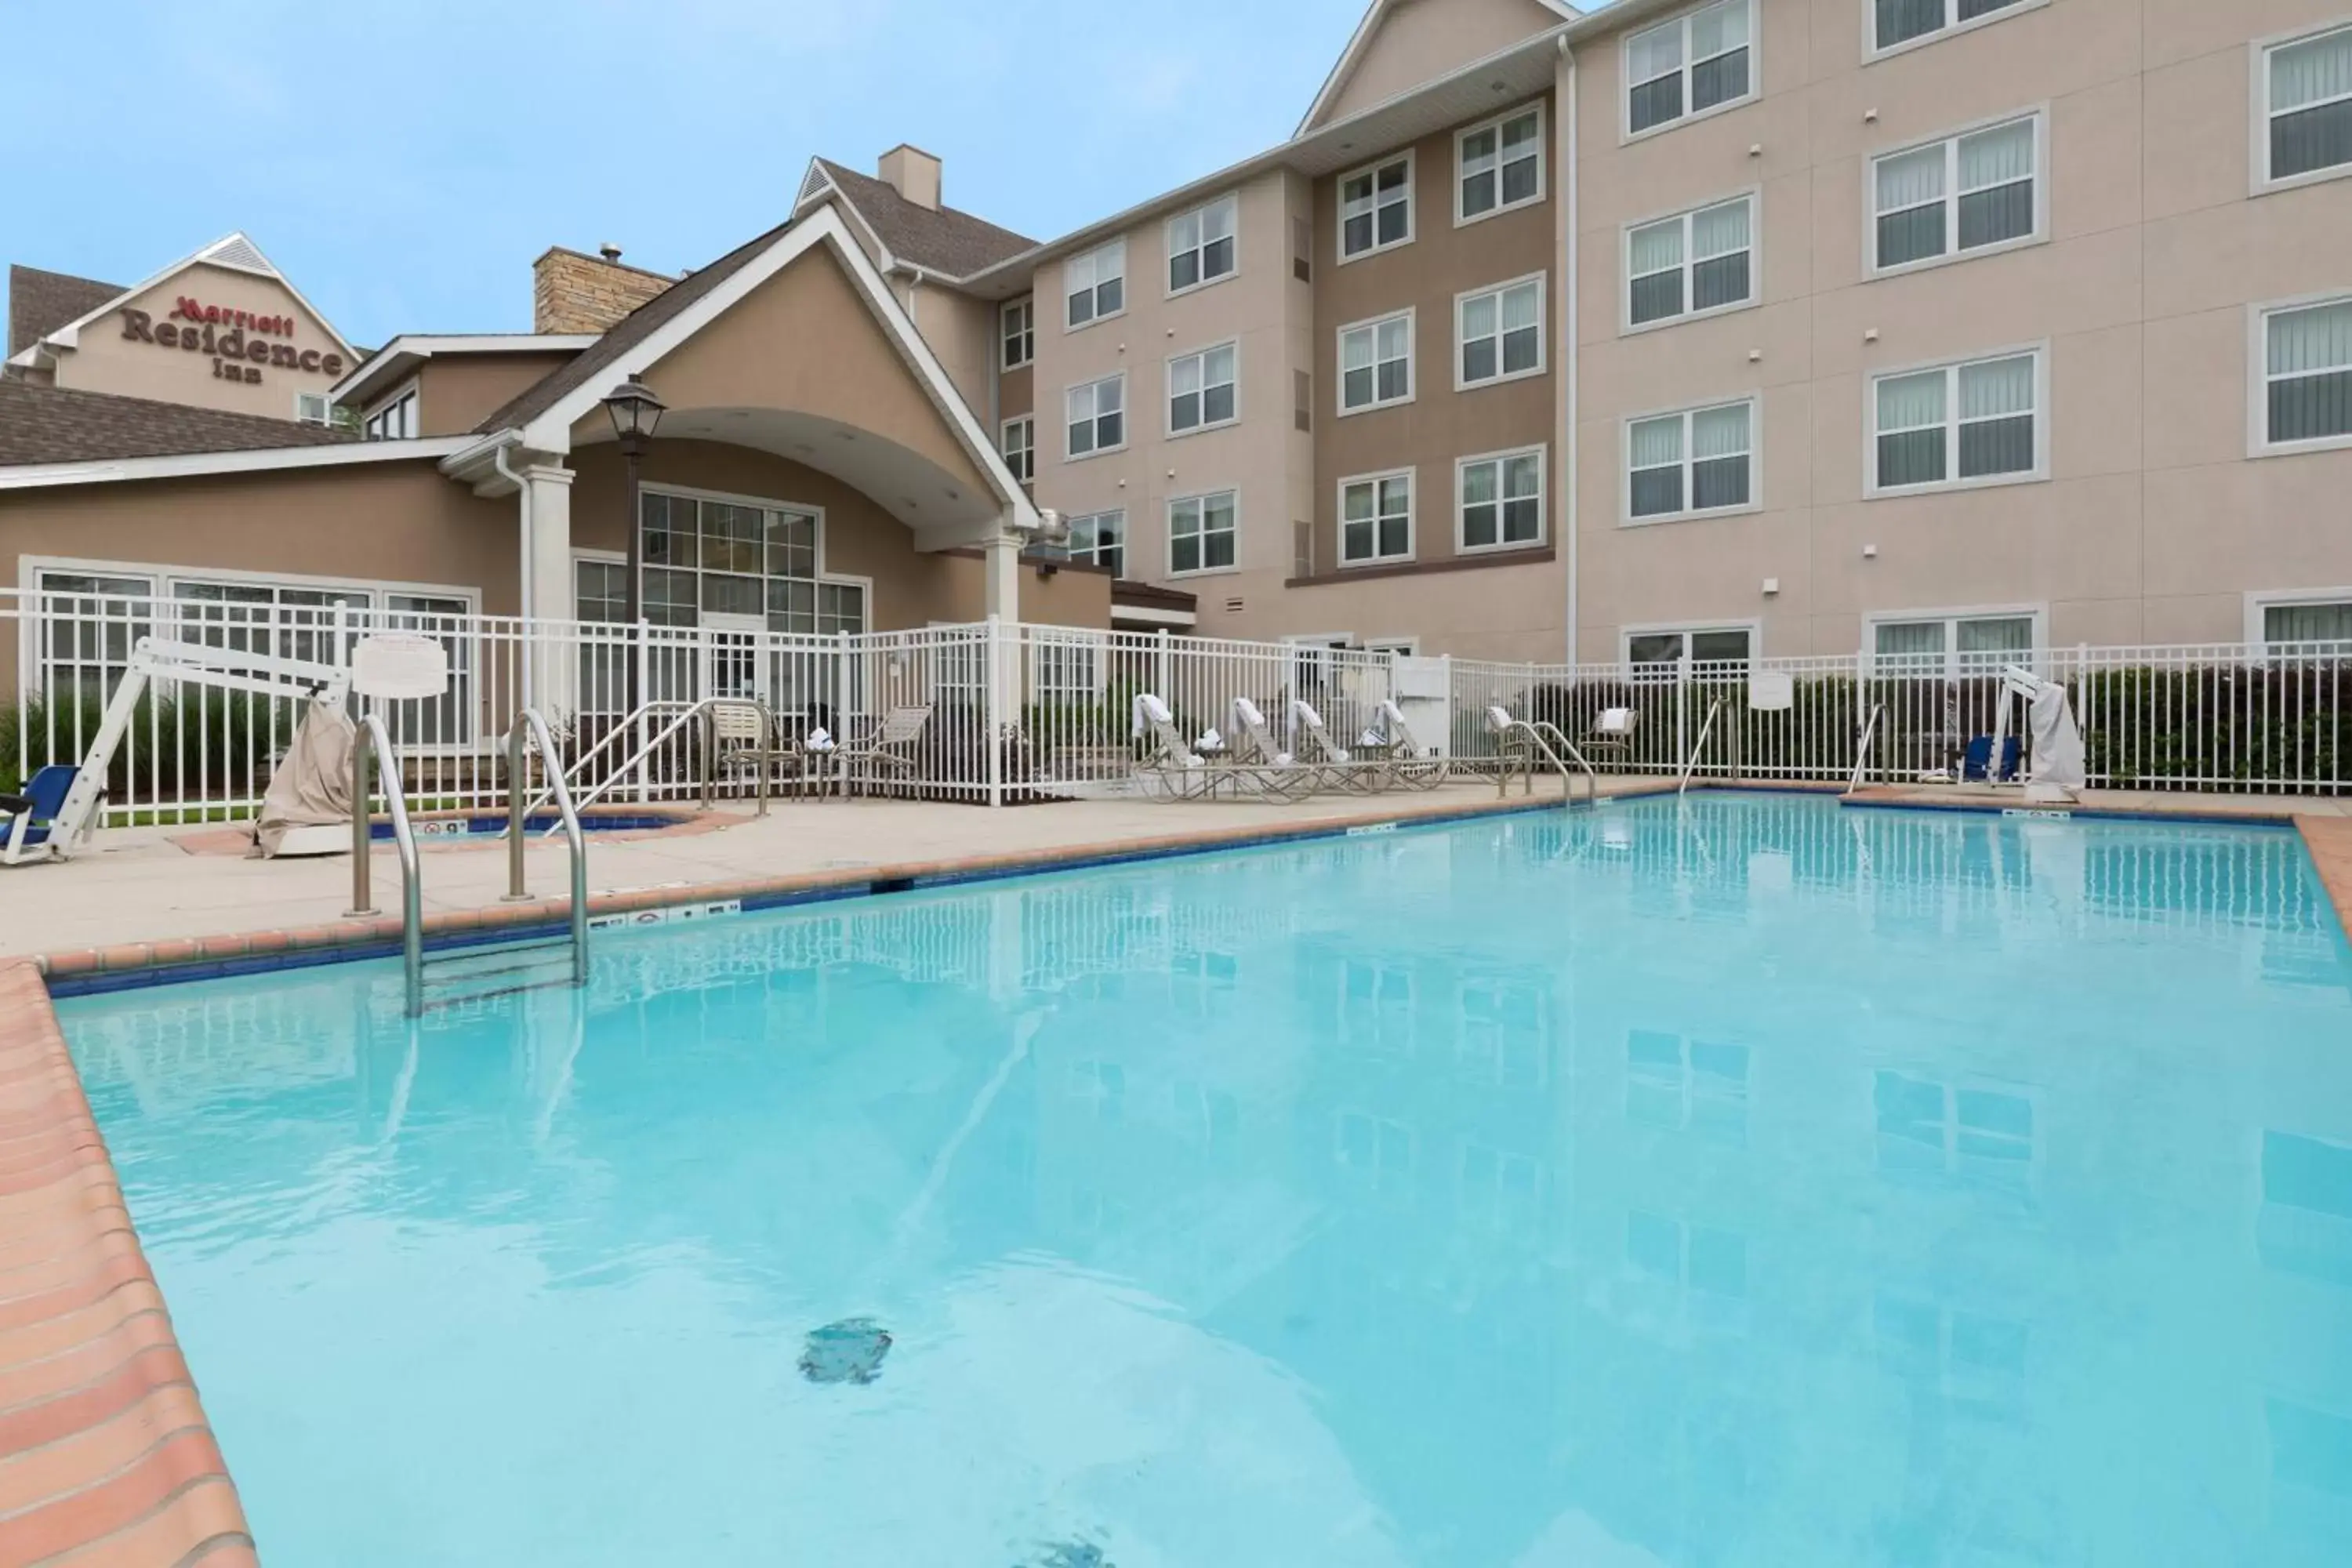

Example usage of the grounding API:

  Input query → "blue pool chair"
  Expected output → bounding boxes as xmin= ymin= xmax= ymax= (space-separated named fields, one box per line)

xmin=0 ymin=766 xmax=82 ymax=866
xmin=1959 ymin=735 xmax=2022 ymax=784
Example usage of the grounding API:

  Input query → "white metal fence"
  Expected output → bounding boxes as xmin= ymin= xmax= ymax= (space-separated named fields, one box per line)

xmin=5 ymin=586 xmax=2346 ymax=826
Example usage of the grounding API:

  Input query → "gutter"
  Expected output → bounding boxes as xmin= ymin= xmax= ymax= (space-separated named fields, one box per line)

xmin=490 ymin=437 xmax=535 ymax=674
xmin=1562 ymin=38 xmax=1581 ymax=668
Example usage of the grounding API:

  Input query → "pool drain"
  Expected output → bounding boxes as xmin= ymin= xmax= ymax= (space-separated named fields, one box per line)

xmin=1029 ymin=1543 xmax=1110 ymax=1568
xmin=798 ymin=1318 xmax=891 ymax=1385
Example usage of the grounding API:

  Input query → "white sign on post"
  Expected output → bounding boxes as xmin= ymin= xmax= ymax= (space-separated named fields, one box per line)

xmin=350 ymin=634 xmax=450 ymax=699
xmin=1748 ymin=671 xmax=1795 ymax=712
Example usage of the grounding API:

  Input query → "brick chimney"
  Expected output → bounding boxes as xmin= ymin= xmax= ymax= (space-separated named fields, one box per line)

xmin=532 ymin=244 xmax=673 ymax=335
xmin=877 ymin=145 xmax=942 ymax=212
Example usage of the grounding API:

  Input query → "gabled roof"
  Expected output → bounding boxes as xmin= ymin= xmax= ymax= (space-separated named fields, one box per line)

xmin=0 ymin=379 xmax=357 ymax=466
xmin=3 ymin=233 xmax=354 ymax=370
xmin=330 ymin=332 xmax=598 ymax=407
xmin=798 ymin=158 xmax=1035 ymax=278
xmin=1298 ymin=0 xmax=1581 ymax=136
xmin=7 ymin=266 xmax=122 ymax=358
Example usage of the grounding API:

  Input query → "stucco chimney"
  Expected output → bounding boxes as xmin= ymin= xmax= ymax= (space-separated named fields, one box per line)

xmin=532 ymin=245 xmax=674 ymax=336
xmin=877 ymin=145 xmax=942 ymax=212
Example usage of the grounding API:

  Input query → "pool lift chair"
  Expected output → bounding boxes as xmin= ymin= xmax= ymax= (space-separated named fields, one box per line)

xmin=1984 ymin=664 xmax=2087 ymax=805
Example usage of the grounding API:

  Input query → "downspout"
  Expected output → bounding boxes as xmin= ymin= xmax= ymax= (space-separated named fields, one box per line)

xmin=1560 ymin=36 xmax=1581 ymax=670
xmin=491 ymin=435 xmax=534 ymax=710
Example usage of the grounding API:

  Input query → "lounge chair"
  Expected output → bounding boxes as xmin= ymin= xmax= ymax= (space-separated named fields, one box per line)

xmin=1359 ymin=699 xmax=1450 ymax=791
xmin=1 ymin=766 xmax=86 ymax=866
xmin=1227 ymin=698 xmax=1320 ymax=801
xmin=834 ymin=705 xmax=934 ymax=798
xmin=1291 ymin=699 xmax=1388 ymax=793
xmin=1130 ymin=694 xmax=1214 ymax=800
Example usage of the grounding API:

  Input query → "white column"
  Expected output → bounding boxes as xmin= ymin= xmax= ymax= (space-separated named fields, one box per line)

xmin=981 ymin=528 xmax=1022 ymax=622
xmin=522 ymin=463 xmax=576 ymax=720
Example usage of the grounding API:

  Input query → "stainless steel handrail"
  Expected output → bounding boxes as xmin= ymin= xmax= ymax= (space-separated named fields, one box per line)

xmin=344 ymin=713 xmax=423 ymax=1016
xmin=1492 ymin=717 xmax=1599 ymax=809
xmin=1846 ymin=702 xmax=1887 ymax=797
xmin=547 ymin=696 xmax=754 ymax=829
xmin=504 ymin=708 xmax=590 ymax=986
xmin=1678 ymin=697 xmax=1725 ymax=797
xmin=512 ymin=699 xmax=692 ymax=822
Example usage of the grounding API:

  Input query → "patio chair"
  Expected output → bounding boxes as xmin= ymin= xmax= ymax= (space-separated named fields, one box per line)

xmin=1129 ymin=693 xmax=1214 ymax=800
xmin=708 ymin=700 xmax=828 ymax=801
xmin=1584 ymin=706 xmax=1640 ymax=769
xmin=1359 ymin=699 xmax=1450 ymax=791
xmin=1 ymin=766 xmax=87 ymax=866
xmin=834 ymin=705 xmax=935 ymax=798
xmin=1291 ymin=699 xmax=1388 ymax=794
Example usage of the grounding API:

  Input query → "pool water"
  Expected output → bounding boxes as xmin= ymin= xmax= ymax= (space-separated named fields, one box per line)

xmin=59 ymin=795 xmax=2352 ymax=1566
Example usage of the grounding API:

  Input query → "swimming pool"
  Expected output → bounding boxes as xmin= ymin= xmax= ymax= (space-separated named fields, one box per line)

xmin=58 ymin=793 xmax=2352 ymax=1566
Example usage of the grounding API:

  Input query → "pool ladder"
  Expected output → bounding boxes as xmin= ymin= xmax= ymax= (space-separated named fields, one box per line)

xmin=347 ymin=708 xmax=590 ymax=1019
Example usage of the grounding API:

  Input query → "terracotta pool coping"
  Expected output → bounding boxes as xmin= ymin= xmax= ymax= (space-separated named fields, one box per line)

xmin=0 ymin=961 xmax=256 ymax=1568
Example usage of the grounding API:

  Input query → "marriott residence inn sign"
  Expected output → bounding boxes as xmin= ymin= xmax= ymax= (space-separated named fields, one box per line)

xmin=118 ymin=295 xmax=346 ymax=389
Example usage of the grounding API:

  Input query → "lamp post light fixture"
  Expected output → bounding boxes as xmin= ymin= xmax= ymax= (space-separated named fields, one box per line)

xmin=601 ymin=375 xmax=665 ymax=713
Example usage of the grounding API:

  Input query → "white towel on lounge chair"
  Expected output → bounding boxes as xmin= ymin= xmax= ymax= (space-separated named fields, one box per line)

xmin=1197 ymin=728 xmax=1223 ymax=751
xmin=1487 ymin=706 xmax=1517 ymax=734
xmin=1132 ymin=692 xmax=1175 ymax=739
xmin=1359 ymin=727 xmax=1387 ymax=747
xmin=807 ymin=727 xmax=836 ymax=753
xmin=1230 ymin=698 xmax=1293 ymax=766
xmin=1292 ymin=699 xmax=1349 ymax=762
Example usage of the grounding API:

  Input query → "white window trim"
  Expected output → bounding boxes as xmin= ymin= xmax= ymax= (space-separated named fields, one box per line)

xmin=362 ymin=378 xmax=420 ymax=441
xmin=2248 ymin=291 xmax=2352 ymax=457
xmin=1336 ymin=466 xmax=1417 ymax=568
xmin=1000 ymin=415 xmax=1034 ymax=485
xmin=1864 ymin=343 xmax=2049 ymax=498
xmin=1001 ymin=297 xmax=1034 ymax=370
xmin=1167 ymin=485 xmax=1243 ymax=579
xmin=1337 ymin=149 xmax=1417 ymax=264
xmin=1454 ymin=271 xmax=1550 ymax=391
xmin=1620 ymin=395 xmax=1762 ymax=526
xmin=293 ymin=390 xmax=334 ymax=426
xmin=1861 ymin=603 xmax=2049 ymax=676
xmin=1062 ymin=238 xmax=1128 ymax=333
xmin=1863 ymin=0 xmax=2048 ymax=66
xmin=1166 ymin=338 xmax=1242 ymax=440
xmin=631 ymin=483 xmax=869 ymax=623
xmin=1064 ymin=372 xmax=1128 ymax=463
xmin=2245 ymin=586 xmax=2352 ymax=649
xmin=1621 ymin=0 xmax=1762 ymax=146
xmin=1619 ymin=619 xmax=1764 ymax=674
xmin=2252 ymin=18 xmax=2352 ymax=196
xmin=1863 ymin=106 xmax=2049 ymax=281
xmin=1365 ymin=637 xmax=1421 ymax=656
xmin=1454 ymin=100 xmax=1548 ymax=227
xmin=1164 ymin=192 xmax=1242 ymax=300
xmin=1454 ymin=443 xmax=1550 ymax=555
xmin=1336 ymin=306 xmax=1417 ymax=418
xmin=1064 ymin=509 xmax=1129 ymax=574
xmin=1619 ymin=187 xmax=1762 ymax=336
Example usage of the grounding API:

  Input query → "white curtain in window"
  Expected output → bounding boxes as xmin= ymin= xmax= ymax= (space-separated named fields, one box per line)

xmin=1876 ymin=145 xmax=1946 ymax=212
xmin=1958 ymin=617 xmax=2034 ymax=656
xmin=1958 ymin=356 xmax=2034 ymax=418
xmin=1462 ymin=294 xmax=1497 ymax=340
xmin=1501 ymin=284 xmax=1540 ymax=332
xmin=2270 ymin=301 xmax=2352 ymax=375
xmin=2267 ymin=601 xmax=2352 ymax=644
xmin=1342 ymin=330 xmax=1374 ymax=373
xmin=1628 ymin=22 xmax=1682 ymax=82
xmin=1877 ymin=370 xmax=1946 ymax=431
xmin=1691 ymin=199 xmax=1749 ymax=259
xmin=2272 ymin=28 xmax=2352 ymax=112
xmin=1692 ymin=403 xmax=1750 ymax=459
xmin=1630 ymin=416 xmax=1683 ymax=467
xmin=1630 ymin=220 xmax=1683 ymax=274
xmin=1171 ymin=357 xmax=1203 ymax=398
xmin=1876 ymin=622 xmax=1946 ymax=657
xmin=1692 ymin=0 xmax=1749 ymax=57
xmin=1958 ymin=120 xmax=2034 ymax=191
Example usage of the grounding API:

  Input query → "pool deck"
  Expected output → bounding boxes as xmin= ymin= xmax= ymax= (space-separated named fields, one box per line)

xmin=2 ymin=775 xmax=2350 ymax=1563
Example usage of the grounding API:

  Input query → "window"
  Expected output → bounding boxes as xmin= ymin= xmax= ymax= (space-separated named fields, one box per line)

xmin=2263 ymin=23 xmax=2352 ymax=186
xmin=1340 ymin=153 xmax=1414 ymax=260
xmin=1871 ymin=113 xmax=2040 ymax=272
xmin=1627 ymin=399 xmax=1755 ymax=521
xmin=1000 ymin=416 xmax=1033 ymax=484
xmin=1001 ymin=297 xmax=1034 ymax=369
xmin=1339 ymin=310 xmax=1414 ymax=413
xmin=1457 ymin=105 xmax=1544 ymax=222
xmin=295 ymin=392 xmax=332 ymax=426
xmin=1626 ymin=626 xmax=1755 ymax=670
xmin=1065 ymin=510 xmax=1127 ymax=577
xmin=1033 ymin=631 xmax=1105 ymax=702
xmin=1065 ymin=238 xmax=1126 ymax=328
xmin=1168 ymin=342 xmax=1239 ymax=435
xmin=635 ymin=488 xmax=861 ymax=637
xmin=1873 ymin=0 xmax=2031 ymax=56
xmin=1458 ymin=448 xmax=1544 ymax=551
xmin=1871 ymin=350 xmax=2041 ymax=492
xmin=1875 ymin=1070 xmax=2035 ymax=1178
xmin=1626 ymin=0 xmax=1754 ymax=136
xmin=1871 ymin=613 xmax=2037 ymax=674
xmin=1167 ymin=194 xmax=1238 ymax=294
xmin=2255 ymin=594 xmax=2352 ymax=652
xmin=1340 ymin=470 xmax=1414 ymax=565
xmin=363 ymin=387 xmax=417 ymax=441
xmin=1458 ymin=275 xmax=1544 ymax=388
xmin=575 ymin=559 xmax=627 ymax=623
xmin=1627 ymin=194 xmax=1755 ymax=328
xmin=1626 ymin=1029 xmax=1750 ymax=1139
xmin=2259 ymin=296 xmax=2352 ymax=451
xmin=1065 ymin=373 xmax=1126 ymax=459
xmin=1168 ymin=490 xmax=1238 ymax=575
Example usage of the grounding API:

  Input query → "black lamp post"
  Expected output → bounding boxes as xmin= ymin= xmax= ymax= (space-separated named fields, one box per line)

xmin=601 ymin=375 xmax=664 ymax=713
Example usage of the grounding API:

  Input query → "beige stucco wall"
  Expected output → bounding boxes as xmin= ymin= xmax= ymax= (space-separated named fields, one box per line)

xmin=908 ymin=281 xmax=997 ymax=423
xmin=1570 ymin=0 xmax=2352 ymax=660
xmin=406 ymin=351 xmax=581 ymax=437
xmin=50 ymin=261 xmax=349 ymax=420
xmin=1316 ymin=0 xmax=1566 ymax=128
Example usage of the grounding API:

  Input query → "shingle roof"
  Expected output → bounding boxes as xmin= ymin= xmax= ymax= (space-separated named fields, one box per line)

xmin=812 ymin=160 xmax=1035 ymax=278
xmin=7 ymin=265 xmax=124 ymax=358
xmin=471 ymin=222 xmax=791 ymax=437
xmin=0 ymin=380 xmax=358 ymax=466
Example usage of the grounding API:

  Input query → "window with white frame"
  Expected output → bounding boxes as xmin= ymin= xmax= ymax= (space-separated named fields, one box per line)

xmin=1457 ymin=105 xmax=1544 ymax=221
xmin=1871 ymin=350 xmax=2040 ymax=492
xmin=1872 ymin=114 xmax=2039 ymax=271
xmin=1628 ymin=399 xmax=1754 ymax=521
xmin=1627 ymin=194 xmax=1754 ymax=327
xmin=1000 ymin=416 xmax=1033 ymax=483
xmin=2260 ymin=296 xmax=2352 ymax=449
xmin=1339 ymin=310 xmax=1413 ymax=413
xmin=1065 ymin=373 xmax=1126 ymax=458
xmin=2259 ymin=597 xmax=2352 ymax=650
xmin=363 ymin=387 xmax=417 ymax=441
xmin=1626 ymin=0 xmax=1754 ymax=136
xmin=1169 ymin=342 xmax=1238 ymax=434
xmin=295 ymin=392 xmax=333 ymax=426
xmin=637 ymin=489 xmax=863 ymax=636
xmin=2264 ymin=23 xmax=2352 ymax=186
xmin=1458 ymin=276 xmax=1544 ymax=387
xmin=1340 ymin=154 xmax=1414 ymax=259
xmin=575 ymin=559 xmax=627 ymax=623
xmin=1033 ymin=631 xmax=1104 ymax=702
xmin=1871 ymin=613 xmax=2036 ymax=674
xmin=1065 ymin=238 xmax=1127 ymax=328
xmin=1340 ymin=470 xmax=1413 ymax=565
xmin=1874 ymin=0 xmax=2030 ymax=56
xmin=1002 ymin=297 xmax=1034 ymax=369
xmin=1627 ymin=626 xmax=1754 ymax=670
xmin=1167 ymin=194 xmax=1238 ymax=294
xmin=1458 ymin=448 xmax=1544 ymax=550
xmin=1169 ymin=489 xmax=1238 ymax=575
xmin=1065 ymin=510 xmax=1126 ymax=577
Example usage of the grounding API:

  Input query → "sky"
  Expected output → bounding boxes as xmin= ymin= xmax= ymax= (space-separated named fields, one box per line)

xmin=2 ymin=0 xmax=1399 ymax=349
